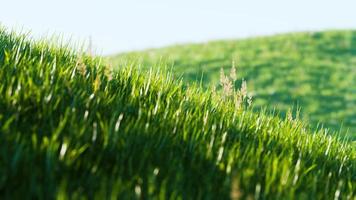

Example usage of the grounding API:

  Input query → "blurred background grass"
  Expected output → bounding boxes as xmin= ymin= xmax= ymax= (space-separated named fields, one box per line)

xmin=110 ymin=31 xmax=356 ymax=140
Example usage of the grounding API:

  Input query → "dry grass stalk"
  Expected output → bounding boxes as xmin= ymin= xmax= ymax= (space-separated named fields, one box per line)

xmin=77 ymin=58 xmax=87 ymax=76
xmin=219 ymin=61 xmax=252 ymax=109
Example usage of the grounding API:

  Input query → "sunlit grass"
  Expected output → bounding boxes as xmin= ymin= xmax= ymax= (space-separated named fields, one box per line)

xmin=0 ymin=28 xmax=355 ymax=199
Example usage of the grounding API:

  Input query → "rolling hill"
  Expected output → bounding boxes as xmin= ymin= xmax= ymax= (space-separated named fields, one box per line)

xmin=109 ymin=31 xmax=356 ymax=140
xmin=0 ymin=28 xmax=355 ymax=199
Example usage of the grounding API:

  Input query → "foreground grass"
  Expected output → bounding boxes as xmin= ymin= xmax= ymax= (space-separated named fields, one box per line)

xmin=0 ymin=28 xmax=355 ymax=199
xmin=110 ymin=31 xmax=356 ymax=140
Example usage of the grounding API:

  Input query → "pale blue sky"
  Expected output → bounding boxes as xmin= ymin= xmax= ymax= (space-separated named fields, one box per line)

xmin=1 ymin=0 xmax=356 ymax=55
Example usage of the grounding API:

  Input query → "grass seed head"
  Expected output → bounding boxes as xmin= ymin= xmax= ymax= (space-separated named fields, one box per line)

xmin=77 ymin=59 xmax=87 ymax=76
xmin=240 ymin=79 xmax=247 ymax=98
xmin=230 ymin=61 xmax=237 ymax=81
xmin=220 ymin=67 xmax=227 ymax=86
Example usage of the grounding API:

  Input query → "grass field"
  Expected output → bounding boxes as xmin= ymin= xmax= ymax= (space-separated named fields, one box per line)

xmin=0 ymin=28 xmax=355 ymax=199
xmin=110 ymin=31 xmax=356 ymax=140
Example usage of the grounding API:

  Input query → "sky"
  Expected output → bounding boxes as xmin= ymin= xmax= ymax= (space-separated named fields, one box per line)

xmin=1 ymin=0 xmax=356 ymax=55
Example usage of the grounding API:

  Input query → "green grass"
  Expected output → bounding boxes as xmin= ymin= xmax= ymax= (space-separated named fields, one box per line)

xmin=109 ymin=31 xmax=356 ymax=140
xmin=0 ymin=28 xmax=355 ymax=199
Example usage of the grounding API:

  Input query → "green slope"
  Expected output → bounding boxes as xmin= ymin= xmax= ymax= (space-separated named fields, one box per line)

xmin=110 ymin=31 xmax=356 ymax=140
xmin=0 ymin=28 xmax=355 ymax=199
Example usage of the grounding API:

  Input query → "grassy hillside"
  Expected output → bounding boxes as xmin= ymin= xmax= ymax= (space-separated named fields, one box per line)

xmin=110 ymin=31 xmax=356 ymax=140
xmin=0 ymin=28 xmax=355 ymax=199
